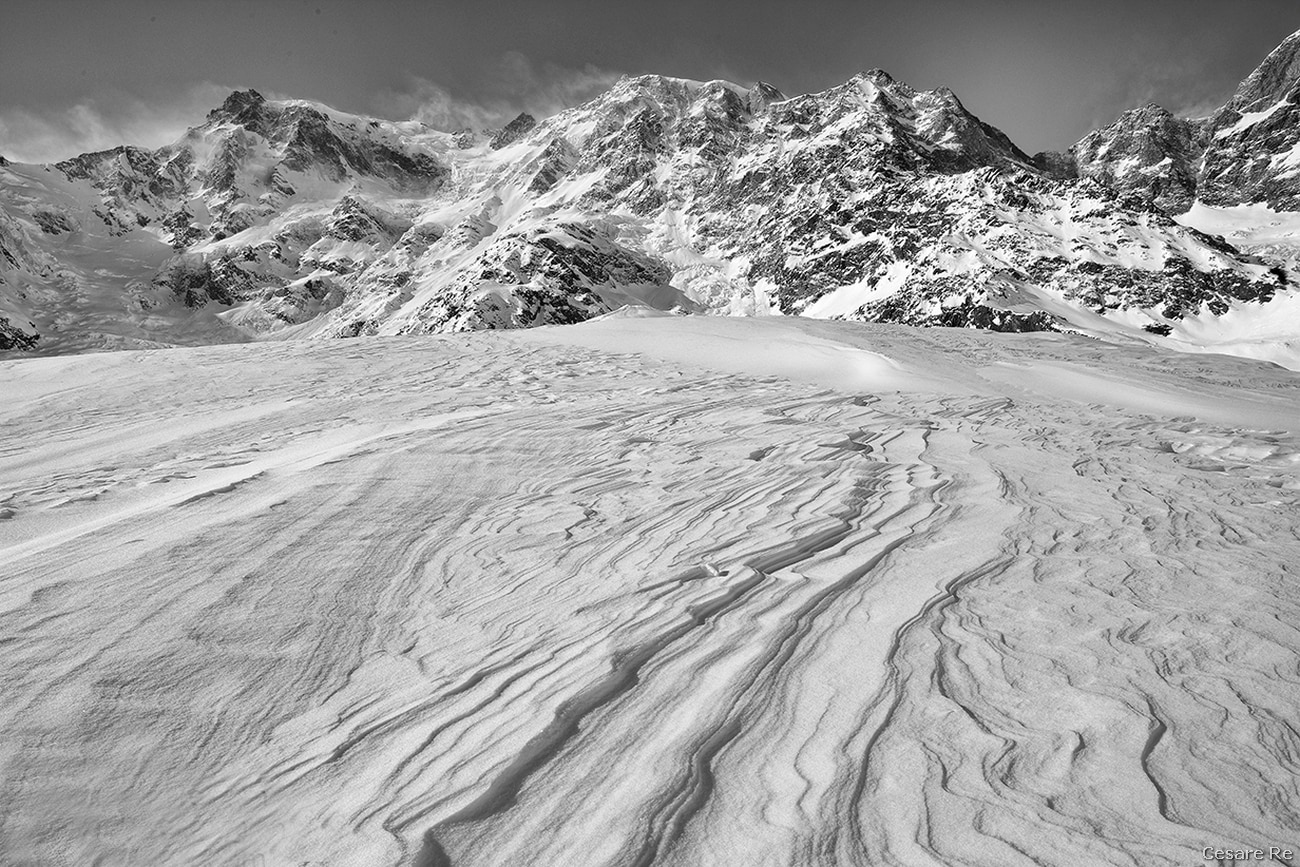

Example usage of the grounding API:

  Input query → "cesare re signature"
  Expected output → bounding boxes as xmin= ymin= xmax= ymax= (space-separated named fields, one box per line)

xmin=1202 ymin=847 xmax=1296 ymax=862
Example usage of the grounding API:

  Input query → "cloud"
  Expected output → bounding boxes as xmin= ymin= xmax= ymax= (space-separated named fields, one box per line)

xmin=494 ymin=52 xmax=624 ymax=117
xmin=374 ymin=79 xmax=502 ymax=132
xmin=0 ymin=54 xmax=621 ymax=162
xmin=0 ymin=83 xmax=234 ymax=163
xmin=376 ymin=52 xmax=623 ymax=132
xmin=1167 ymin=93 xmax=1231 ymax=121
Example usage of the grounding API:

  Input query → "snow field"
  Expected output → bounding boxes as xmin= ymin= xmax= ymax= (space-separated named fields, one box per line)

xmin=1 ymin=317 xmax=1297 ymax=866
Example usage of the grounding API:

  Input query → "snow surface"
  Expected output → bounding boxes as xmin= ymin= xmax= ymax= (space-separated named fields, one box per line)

xmin=1178 ymin=200 xmax=1300 ymax=248
xmin=2 ymin=317 xmax=1297 ymax=866
xmin=1213 ymin=100 xmax=1290 ymax=139
xmin=1168 ymin=202 xmax=1300 ymax=369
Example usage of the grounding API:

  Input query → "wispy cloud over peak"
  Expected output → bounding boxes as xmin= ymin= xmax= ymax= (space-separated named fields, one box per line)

xmin=375 ymin=52 xmax=622 ymax=132
xmin=0 ymin=55 xmax=621 ymax=164
xmin=0 ymin=83 xmax=236 ymax=164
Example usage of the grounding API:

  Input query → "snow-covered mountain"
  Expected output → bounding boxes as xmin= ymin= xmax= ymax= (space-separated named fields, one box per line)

xmin=0 ymin=91 xmax=452 ymax=352
xmin=4 ymin=31 xmax=1300 ymax=363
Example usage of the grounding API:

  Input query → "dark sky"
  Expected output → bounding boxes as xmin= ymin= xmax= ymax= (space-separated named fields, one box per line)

xmin=1 ymin=0 xmax=1297 ymax=162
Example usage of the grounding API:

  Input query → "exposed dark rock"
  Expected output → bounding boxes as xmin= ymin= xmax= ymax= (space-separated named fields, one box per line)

xmin=159 ymin=209 xmax=204 ymax=249
xmin=1200 ymin=31 xmax=1300 ymax=211
xmin=400 ymin=222 xmax=677 ymax=332
xmin=324 ymin=195 xmax=410 ymax=243
xmin=490 ymin=112 xmax=538 ymax=150
xmin=1032 ymin=150 xmax=1077 ymax=179
xmin=747 ymin=81 xmax=786 ymax=114
xmin=206 ymin=89 xmax=272 ymax=136
xmin=31 ymin=210 xmax=77 ymax=235
xmin=527 ymin=138 xmax=578 ymax=193
xmin=153 ymin=255 xmax=237 ymax=307
xmin=0 ymin=316 xmax=39 ymax=350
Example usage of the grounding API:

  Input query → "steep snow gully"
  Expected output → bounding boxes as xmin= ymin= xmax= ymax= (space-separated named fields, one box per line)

xmin=1 ymin=316 xmax=1297 ymax=866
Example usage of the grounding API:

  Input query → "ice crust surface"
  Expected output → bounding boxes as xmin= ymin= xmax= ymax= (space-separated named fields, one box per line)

xmin=1 ymin=317 xmax=1297 ymax=866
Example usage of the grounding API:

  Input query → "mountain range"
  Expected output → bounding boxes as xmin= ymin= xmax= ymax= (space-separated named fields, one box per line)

xmin=3 ymin=29 xmax=1300 ymax=366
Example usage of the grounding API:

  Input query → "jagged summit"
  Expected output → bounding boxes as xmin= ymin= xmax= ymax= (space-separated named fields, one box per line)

xmin=742 ymin=80 xmax=786 ymax=114
xmin=1226 ymin=28 xmax=1300 ymax=112
xmin=1199 ymin=29 xmax=1300 ymax=210
xmin=1071 ymin=103 xmax=1208 ymax=213
xmin=209 ymin=88 xmax=267 ymax=120
xmin=1068 ymin=28 xmax=1300 ymax=213
xmin=855 ymin=68 xmax=911 ymax=94
xmin=44 ymin=88 xmax=449 ymax=240
xmin=594 ymin=74 xmax=788 ymax=115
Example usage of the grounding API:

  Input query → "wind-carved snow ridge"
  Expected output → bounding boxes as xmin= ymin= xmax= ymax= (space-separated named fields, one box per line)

xmin=1 ymin=317 xmax=1296 ymax=866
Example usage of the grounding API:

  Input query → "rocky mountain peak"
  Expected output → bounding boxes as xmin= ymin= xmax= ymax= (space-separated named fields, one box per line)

xmin=599 ymin=74 xmax=766 ymax=122
xmin=618 ymin=73 xmax=688 ymax=91
xmin=1073 ymin=28 xmax=1300 ymax=214
xmin=785 ymin=70 xmax=1030 ymax=173
xmin=1071 ymin=103 xmax=1207 ymax=213
xmin=490 ymin=112 xmax=538 ymax=149
xmin=1226 ymin=28 xmax=1300 ymax=112
xmin=209 ymin=89 xmax=268 ymax=123
xmin=857 ymin=68 xmax=910 ymax=95
xmin=747 ymin=81 xmax=785 ymax=112
xmin=1198 ymin=29 xmax=1300 ymax=210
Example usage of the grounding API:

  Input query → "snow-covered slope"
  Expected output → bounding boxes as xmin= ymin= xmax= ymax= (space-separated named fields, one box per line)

xmin=2 ymin=317 xmax=1297 ymax=866
xmin=3 ymin=56 xmax=1295 ymax=360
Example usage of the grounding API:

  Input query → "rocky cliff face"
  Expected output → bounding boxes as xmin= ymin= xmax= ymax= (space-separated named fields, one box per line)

xmin=48 ymin=89 xmax=447 ymax=247
xmin=3 ymin=33 xmax=1300 ymax=357
xmin=1071 ymin=105 xmax=1209 ymax=214
xmin=0 ymin=208 xmax=56 ymax=349
xmin=1070 ymin=29 xmax=1300 ymax=216
xmin=1199 ymin=30 xmax=1300 ymax=210
xmin=490 ymin=112 xmax=538 ymax=150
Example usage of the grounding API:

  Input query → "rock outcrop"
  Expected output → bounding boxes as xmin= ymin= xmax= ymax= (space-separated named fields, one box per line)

xmin=489 ymin=112 xmax=538 ymax=150
xmin=1071 ymin=105 xmax=1208 ymax=213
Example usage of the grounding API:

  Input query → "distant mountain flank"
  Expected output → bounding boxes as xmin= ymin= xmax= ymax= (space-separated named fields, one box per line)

xmin=3 ymin=30 xmax=1300 ymax=364
xmin=1038 ymin=30 xmax=1300 ymax=215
